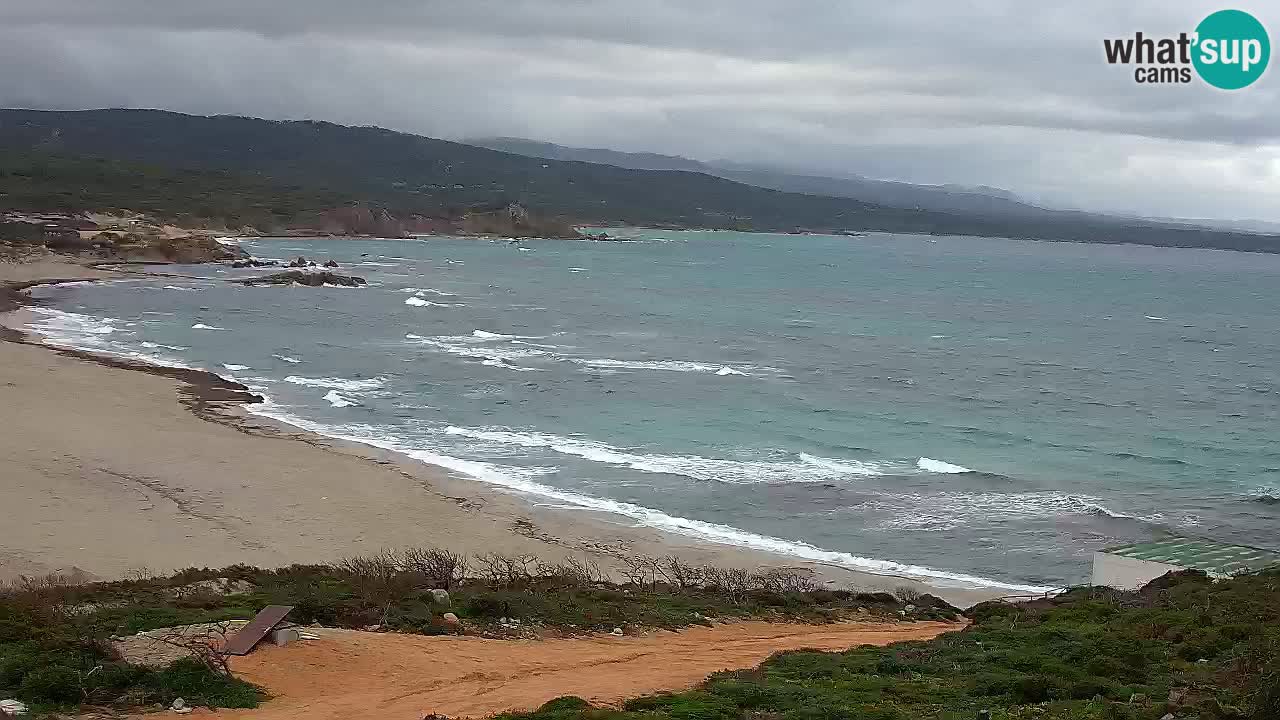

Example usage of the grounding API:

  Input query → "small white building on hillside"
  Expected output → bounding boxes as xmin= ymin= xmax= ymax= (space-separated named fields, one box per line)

xmin=1092 ymin=537 xmax=1280 ymax=590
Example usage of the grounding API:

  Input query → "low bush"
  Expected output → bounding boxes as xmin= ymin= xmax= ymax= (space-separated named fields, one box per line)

xmin=0 ymin=548 xmax=953 ymax=714
xmin=494 ymin=568 xmax=1280 ymax=720
xmin=0 ymin=602 xmax=261 ymax=712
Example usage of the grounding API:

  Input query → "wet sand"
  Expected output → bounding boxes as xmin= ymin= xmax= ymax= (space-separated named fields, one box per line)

xmin=0 ymin=256 xmax=1007 ymax=606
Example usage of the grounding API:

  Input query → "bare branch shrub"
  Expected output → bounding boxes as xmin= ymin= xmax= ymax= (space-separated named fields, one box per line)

xmin=124 ymin=567 xmax=158 ymax=583
xmin=148 ymin=621 xmax=238 ymax=675
xmin=535 ymin=557 xmax=603 ymax=587
xmin=894 ymin=586 xmax=923 ymax=603
xmin=752 ymin=568 xmax=821 ymax=594
xmin=619 ymin=555 xmax=660 ymax=591
xmin=401 ymin=548 xmax=468 ymax=590
xmin=702 ymin=565 xmax=753 ymax=604
xmin=473 ymin=553 xmax=539 ymax=588
xmin=654 ymin=555 xmax=705 ymax=591
xmin=337 ymin=551 xmax=414 ymax=621
xmin=0 ymin=573 xmax=82 ymax=609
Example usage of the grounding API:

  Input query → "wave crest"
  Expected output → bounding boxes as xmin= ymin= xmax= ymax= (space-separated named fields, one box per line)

xmin=284 ymin=375 xmax=386 ymax=391
xmin=442 ymin=426 xmax=887 ymax=483
xmin=238 ymin=409 xmax=1050 ymax=594
xmin=917 ymin=457 xmax=973 ymax=474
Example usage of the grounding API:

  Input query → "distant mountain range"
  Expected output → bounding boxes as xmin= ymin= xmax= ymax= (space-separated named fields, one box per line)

xmin=0 ymin=109 xmax=1277 ymax=252
xmin=468 ymin=137 xmax=1047 ymax=218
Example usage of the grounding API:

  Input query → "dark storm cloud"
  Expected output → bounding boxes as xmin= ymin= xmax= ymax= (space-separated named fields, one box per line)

xmin=0 ymin=0 xmax=1276 ymax=218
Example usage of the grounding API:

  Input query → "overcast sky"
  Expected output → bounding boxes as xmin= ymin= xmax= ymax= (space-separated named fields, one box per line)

xmin=1 ymin=1 xmax=1276 ymax=220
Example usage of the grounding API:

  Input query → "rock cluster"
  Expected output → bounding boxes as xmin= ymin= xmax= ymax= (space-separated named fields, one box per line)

xmin=242 ymin=270 xmax=366 ymax=287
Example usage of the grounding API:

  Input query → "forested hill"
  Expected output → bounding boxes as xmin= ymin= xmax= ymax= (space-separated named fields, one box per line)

xmin=1 ymin=108 xmax=1277 ymax=252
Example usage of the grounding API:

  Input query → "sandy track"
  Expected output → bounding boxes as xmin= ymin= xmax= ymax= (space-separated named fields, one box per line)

xmin=214 ymin=621 xmax=960 ymax=720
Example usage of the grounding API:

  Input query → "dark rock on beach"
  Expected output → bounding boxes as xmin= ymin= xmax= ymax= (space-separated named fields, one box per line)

xmin=242 ymin=270 xmax=366 ymax=287
xmin=231 ymin=259 xmax=279 ymax=268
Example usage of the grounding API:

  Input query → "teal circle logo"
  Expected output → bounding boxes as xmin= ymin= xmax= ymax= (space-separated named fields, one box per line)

xmin=1193 ymin=9 xmax=1269 ymax=89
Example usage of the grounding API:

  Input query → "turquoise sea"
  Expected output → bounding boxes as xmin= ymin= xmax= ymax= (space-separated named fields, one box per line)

xmin=27 ymin=230 xmax=1280 ymax=592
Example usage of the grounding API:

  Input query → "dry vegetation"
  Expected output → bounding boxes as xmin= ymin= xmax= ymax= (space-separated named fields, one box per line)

xmin=5 ymin=554 xmax=1276 ymax=719
xmin=0 ymin=549 xmax=951 ymax=715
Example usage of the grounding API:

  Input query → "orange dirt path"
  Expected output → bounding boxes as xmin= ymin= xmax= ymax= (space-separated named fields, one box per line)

xmin=209 ymin=620 xmax=961 ymax=720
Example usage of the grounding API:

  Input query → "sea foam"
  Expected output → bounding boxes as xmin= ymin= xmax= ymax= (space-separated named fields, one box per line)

xmin=442 ymin=426 xmax=887 ymax=483
xmin=917 ymin=457 xmax=973 ymax=474
xmin=284 ymin=375 xmax=386 ymax=391
xmin=573 ymin=358 xmax=755 ymax=374
xmin=239 ymin=406 xmax=1051 ymax=593
xmin=864 ymin=490 xmax=1171 ymax=532
xmin=323 ymin=390 xmax=359 ymax=407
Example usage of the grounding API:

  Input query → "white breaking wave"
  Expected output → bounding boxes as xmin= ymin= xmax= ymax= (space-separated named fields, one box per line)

xmin=237 ymin=407 xmax=1049 ymax=593
xmin=798 ymin=453 xmax=884 ymax=475
xmin=917 ymin=457 xmax=973 ymax=474
xmin=573 ymin=358 xmax=756 ymax=374
xmin=405 ymin=296 xmax=461 ymax=308
xmin=442 ymin=426 xmax=886 ymax=483
xmin=222 ymin=363 xmax=250 ymax=371
xmin=284 ymin=375 xmax=386 ymax=391
xmin=323 ymin=390 xmax=359 ymax=408
xmin=162 ymin=285 xmax=198 ymax=292
xmin=24 ymin=308 xmax=119 ymax=348
xmin=398 ymin=288 xmax=457 ymax=296
xmin=22 ymin=309 xmax=196 ymax=369
xmin=481 ymin=358 xmax=542 ymax=372
xmin=1145 ymin=315 xmax=1167 ymax=321
xmin=191 ymin=323 xmax=224 ymax=331
xmin=410 ymin=336 xmax=549 ymax=371
xmin=865 ymin=490 xmax=1170 ymax=532
xmin=142 ymin=342 xmax=188 ymax=351
xmin=473 ymin=329 xmax=534 ymax=340
xmin=412 ymin=330 xmax=754 ymax=377
xmin=273 ymin=354 xmax=303 ymax=364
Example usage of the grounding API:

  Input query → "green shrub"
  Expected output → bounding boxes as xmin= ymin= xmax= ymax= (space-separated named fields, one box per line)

xmin=537 ymin=696 xmax=593 ymax=714
xmin=18 ymin=664 xmax=82 ymax=704
xmin=148 ymin=658 xmax=263 ymax=709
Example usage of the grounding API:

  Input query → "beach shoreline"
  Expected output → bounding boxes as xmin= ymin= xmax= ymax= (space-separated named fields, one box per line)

xmin=0 ymin=256 xmax=1017 ymax=607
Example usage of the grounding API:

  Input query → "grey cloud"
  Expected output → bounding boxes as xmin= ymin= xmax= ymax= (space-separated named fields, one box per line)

xmin=0 ymin=0 xmax=1276 ymax=220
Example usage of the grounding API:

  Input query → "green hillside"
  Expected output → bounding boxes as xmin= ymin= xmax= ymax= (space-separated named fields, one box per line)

xmin=1 ymin=109 xmax=1278 ymax=252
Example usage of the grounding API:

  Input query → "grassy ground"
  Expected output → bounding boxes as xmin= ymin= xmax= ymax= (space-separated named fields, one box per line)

xmin=498 ymin=569 xmax=1280 ymax=720
xmin=0 ymin=599 xmax=261 ymax=713
xmin=0 ymin=550 xmax=949 ymax=714
xmin=10 ymin=553 xmax=1274 ymax=719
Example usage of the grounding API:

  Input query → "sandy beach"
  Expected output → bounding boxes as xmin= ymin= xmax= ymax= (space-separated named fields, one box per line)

xmin=0 ymin=256 xmax=1006 ymax=606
